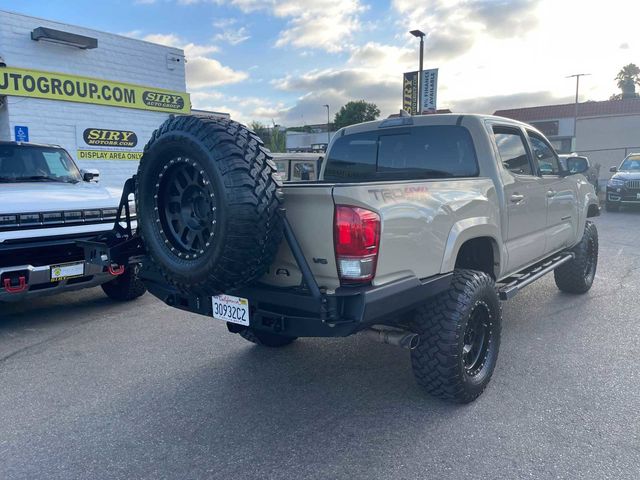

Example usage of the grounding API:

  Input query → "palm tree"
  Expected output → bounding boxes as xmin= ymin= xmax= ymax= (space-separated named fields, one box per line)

xmin=615 ymin=63 xmax=640 ymax=98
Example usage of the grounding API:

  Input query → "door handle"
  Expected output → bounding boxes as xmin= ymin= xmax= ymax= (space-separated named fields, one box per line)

xmin=546 ymin=190 xmax=556 ymax=198
xmin=510 ymin=194 xmax=525 ymax=203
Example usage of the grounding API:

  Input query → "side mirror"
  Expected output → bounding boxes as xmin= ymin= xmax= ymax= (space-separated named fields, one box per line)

xmin=81 ymin=168 xmax=100 ymax=182
xmin=565 ymin=156 xmax=590 ymax=175
xmin=609 ymin=166 xmax=618 ymax=173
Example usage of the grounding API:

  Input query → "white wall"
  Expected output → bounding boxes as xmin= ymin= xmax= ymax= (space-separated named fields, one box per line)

xmin=0 ymin=10 xmax=186 ymax=190
xmin=576 ymin=114 xmax=640 ymax=179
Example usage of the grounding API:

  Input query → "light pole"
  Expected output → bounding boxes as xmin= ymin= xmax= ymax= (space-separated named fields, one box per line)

xmin=566 ymin=73 xmax=591 ymax=151
xmin=323 ymin=104 xmax=330 ymax=149
xmin=410 ymin=30 xmax=425 ymax=114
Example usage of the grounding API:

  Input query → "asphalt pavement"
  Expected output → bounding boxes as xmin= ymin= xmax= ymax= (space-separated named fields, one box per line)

xmin=1 ymin=208 xmax=639 ymax=480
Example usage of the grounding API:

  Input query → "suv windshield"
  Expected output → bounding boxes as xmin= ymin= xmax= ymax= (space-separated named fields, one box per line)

xmin=620 ymin=156 xmax=640 ymax=171
xmin=324 ymin=125 xmax=478 ymax=182
xmin=0 ymin=145 xmax=81 ymax=184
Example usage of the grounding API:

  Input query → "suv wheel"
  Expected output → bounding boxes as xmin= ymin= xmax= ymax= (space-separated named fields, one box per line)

xmin=238 ymin=328 xmax=297 ymax=348
xmin=554 ymin=221 xmax=598 ymax=294
xmin=101 ymin=264 xmax=147 ymax=301
xmin=410 ymin=269 xmax=502 ymax=403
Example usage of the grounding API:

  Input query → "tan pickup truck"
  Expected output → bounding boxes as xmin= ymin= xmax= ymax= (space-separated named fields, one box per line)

xmin=85 ymin=113 xmax=600 ymax=403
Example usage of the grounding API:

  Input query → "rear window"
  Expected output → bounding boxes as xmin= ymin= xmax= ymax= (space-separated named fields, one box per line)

xmin=323 ymin=125 xmax=478 ymax=182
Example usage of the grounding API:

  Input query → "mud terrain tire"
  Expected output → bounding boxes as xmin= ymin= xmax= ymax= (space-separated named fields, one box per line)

xmin=136 ymin=115 xmax=283 ymax=293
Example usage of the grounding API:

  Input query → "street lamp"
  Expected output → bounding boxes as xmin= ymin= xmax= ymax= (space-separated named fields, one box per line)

xmin=566 ymin=73 xmax=591 ymax=151
xmin=323 ymin=104 xmax=330 ymax=149
xmin=410 ymin=29 xmax=426 ymax=115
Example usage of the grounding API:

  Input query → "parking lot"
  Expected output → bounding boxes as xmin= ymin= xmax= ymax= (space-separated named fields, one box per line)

xmin=0 ymin=209 xmax=638 ymax=480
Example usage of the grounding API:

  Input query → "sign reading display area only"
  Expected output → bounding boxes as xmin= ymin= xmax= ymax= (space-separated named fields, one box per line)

xmin=76 ymin=124 xmax=144 ymax=161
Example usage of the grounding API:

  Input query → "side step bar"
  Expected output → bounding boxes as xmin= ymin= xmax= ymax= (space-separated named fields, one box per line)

xmin=497 ymin=252 xmax=575 ymax=301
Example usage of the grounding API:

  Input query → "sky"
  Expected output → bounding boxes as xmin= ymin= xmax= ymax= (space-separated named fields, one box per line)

xmin=5 ymin=0 xmax=640 ymax=126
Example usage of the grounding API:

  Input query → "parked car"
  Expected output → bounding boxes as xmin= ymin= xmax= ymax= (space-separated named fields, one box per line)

xmin=82 ymin=114 xmax=600 ymax=403
xmin=271 ymin=153 xmax=323 ymax=182
xmin=0 ymin=141 xmax=145 ymax=302
xmin=606 ymin=153 xmax=640 ymax=211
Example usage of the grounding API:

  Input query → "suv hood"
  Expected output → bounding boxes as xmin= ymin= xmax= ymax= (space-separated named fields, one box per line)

xmin=0 ymin=182 xmax=121 ymax=214
xmin=613 ymin=171 xmax=640 ymax=181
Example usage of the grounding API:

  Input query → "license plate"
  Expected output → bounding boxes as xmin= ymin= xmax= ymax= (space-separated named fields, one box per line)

xmin=212 ymin=294 xmax=250 ymax=326
xmin=50 ymin=261 xmax=85 ymax=281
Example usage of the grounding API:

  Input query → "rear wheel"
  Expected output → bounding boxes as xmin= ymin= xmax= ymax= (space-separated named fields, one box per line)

xmin=101 ymin=265 xmax=146 ymax=301
xmin=238 ymin=328 xmax=297 ymax=347
xmin=410 ymin=269 xmax=502 ymax=403
xmin=554 ymin=221 xmax=598 ymax=294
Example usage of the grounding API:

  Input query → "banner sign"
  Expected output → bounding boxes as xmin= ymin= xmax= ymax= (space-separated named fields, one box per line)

xmin=0 ymin=67 xmax=190 ymax=114
xmin=402 ymin=71 xmax=418 ymax=115
xmin=421 ymin=68 xmax=439 ymax=113
xmin=77 ymin=125 xmax=143 ymax=161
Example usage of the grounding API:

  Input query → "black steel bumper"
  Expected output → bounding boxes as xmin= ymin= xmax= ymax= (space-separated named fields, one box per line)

xmin=142 ymin=269 xmax=452 ymax=338
xmin=79 ymin=174 xmax=452 ymax=337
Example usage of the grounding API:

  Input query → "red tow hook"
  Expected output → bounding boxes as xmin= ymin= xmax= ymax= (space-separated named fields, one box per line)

xmin=3 ymin=276 xmax=27 ymax=294
xmin=108 ymin=265 xmax=125 ymax=276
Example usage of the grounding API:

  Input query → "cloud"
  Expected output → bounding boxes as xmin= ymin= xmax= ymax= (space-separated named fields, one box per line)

xmin=392 ymin=0 xmax=542 ymax=60
xmin=452 ymin=91 xmax=573 ymax=115
xmin=214 ymin=26 xmax=250 ymax=45
xmin=122 ymin=31 xmax=246 ymax=89
xmin=212 ymin=17 xmax=238 ymax=28
xmin=187 ymin=57 xmax=248 ymax=88
xmin=219 ymin=0 xmax=366 ymax=52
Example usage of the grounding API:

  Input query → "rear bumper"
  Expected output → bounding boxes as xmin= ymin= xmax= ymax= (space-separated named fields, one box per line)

xmin=142 ymin=269 xmax=453 ymax=337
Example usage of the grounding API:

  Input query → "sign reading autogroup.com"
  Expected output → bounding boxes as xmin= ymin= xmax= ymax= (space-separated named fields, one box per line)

xmin=77 ymin=127 xmax=143 ymax=161
xmin=0 ymin=67 xmax=190 ymax=114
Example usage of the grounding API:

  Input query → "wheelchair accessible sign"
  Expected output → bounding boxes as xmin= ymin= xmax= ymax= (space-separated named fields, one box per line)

xmin=14 ymin=126 xmax=29 ymax=142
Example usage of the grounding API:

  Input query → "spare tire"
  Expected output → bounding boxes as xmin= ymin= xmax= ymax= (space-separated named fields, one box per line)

xmin=136 ymin=115 xmax=283 ymax=293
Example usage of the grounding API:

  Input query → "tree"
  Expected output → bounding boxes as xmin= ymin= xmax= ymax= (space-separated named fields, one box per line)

xmin=249 ymin=121 xmax=269 ymax=142
xmin=333 ymin=100 xmax=380 ymax=130
xmin=613 ymin=63 xmax=640 ymax=99
xmin=268 ymin=122 xmax=286 ymax=153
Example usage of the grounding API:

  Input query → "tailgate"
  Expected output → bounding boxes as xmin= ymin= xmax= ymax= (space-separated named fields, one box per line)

xmin=259 ymin=183 xmax=340 ymax=291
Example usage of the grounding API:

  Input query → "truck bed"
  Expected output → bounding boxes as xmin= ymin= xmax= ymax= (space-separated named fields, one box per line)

xmin=260 ymin=178 xmax=498 ymax=292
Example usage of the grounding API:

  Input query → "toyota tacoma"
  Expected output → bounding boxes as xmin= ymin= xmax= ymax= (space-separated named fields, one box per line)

xmin=83 ymin=113 xmax=600 ymax=403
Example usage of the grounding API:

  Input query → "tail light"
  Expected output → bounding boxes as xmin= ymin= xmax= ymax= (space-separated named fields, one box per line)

xmin=334 ymin=205 xmax=380 ymax=284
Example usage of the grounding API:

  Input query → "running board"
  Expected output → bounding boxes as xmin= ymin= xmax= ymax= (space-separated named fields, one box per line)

xmin=497 ymin=253 xmax=575 ymax=301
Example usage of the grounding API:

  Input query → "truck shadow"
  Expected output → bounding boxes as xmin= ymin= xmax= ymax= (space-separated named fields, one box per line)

xmin=99 ymin=337 xmax=475 ymax=478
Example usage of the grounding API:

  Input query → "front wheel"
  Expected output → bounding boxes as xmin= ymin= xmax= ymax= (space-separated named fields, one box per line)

xmin=101 ymin=265 xmax=147 ymax=301
xmin=554 ymin=221 xmax=598 ymax=294
xmin=410 ymin=269 xmax=502 ymax=403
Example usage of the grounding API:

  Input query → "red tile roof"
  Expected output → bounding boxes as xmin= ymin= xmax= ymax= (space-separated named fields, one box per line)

xmin=494 ymin=98 xmax=640 ymax=122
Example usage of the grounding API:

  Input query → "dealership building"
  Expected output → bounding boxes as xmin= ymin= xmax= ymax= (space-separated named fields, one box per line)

xmin=0 ymin=10 xmax=193 ymax=191
xmin=495 ymin=98 xmax=640 ymax=181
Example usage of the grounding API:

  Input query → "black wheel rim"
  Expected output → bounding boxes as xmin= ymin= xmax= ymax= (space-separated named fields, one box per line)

xmin=156 ymin=157 xmax=217 ymax=259
xmin=584 ymin=237 xmax=596 ymax=281
xmin=463 ymin=302 xmax=492 ymax=376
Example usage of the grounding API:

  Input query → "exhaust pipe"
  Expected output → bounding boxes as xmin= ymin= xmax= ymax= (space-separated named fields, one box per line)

xmin=363 ymin=327 xmax=420 ymax=350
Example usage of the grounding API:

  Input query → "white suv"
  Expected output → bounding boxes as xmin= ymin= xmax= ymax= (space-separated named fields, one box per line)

xmin=0 ymin=141 xmax=145 ymax=302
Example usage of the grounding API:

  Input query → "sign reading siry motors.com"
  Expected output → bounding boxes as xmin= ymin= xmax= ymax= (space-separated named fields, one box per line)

xmin=0 ymin=67 xmax=190 ymax=114
xmin=77 ymin=126 xmax=143 ymax=161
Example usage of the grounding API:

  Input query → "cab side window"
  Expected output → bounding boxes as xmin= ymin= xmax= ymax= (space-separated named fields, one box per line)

xmin=493 ymin=126 xmax=533 ymax=176
xmin=527 ymin=131 xmax=561 ymax=176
